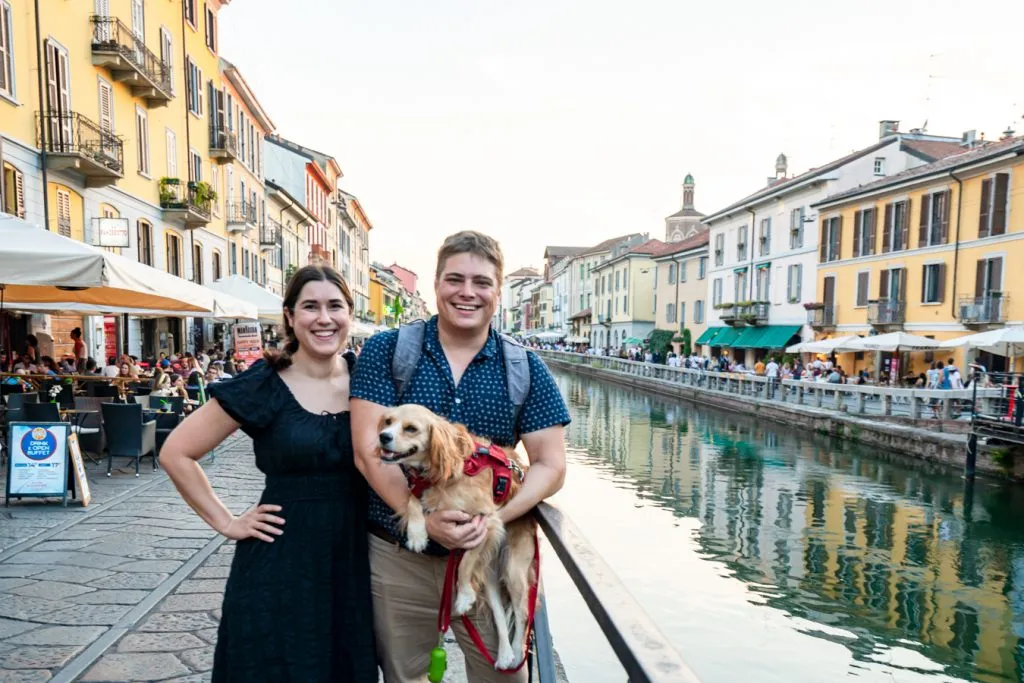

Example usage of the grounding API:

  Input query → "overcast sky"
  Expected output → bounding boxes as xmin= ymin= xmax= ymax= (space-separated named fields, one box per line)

xmin=221 ymin=0 xmax=1021 ymax=310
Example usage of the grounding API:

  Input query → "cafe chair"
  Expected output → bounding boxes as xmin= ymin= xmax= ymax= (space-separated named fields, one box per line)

xmin=73 ymin=396 xmax=107 ymax=456
xmin=101 ymin=403 xmax=157 ymax=477
xmin=23 ymin=401 xmax=102 ymax=437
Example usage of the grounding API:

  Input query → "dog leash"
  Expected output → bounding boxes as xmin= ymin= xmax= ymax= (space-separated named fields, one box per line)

xmin=429 ymin=532 xmax=541 ymax=681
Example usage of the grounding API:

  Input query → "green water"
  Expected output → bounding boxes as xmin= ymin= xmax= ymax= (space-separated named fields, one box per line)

xmin=543 ymin=370 xmax=1024 ymax=683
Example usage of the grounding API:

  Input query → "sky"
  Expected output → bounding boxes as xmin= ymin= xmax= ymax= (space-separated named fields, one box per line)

xmin=220 ymin=0 xmax=1022 ymax=311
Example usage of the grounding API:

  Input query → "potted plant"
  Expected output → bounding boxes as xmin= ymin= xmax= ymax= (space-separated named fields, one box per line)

xmin=802 ymin=302 xmax=824 ymax=310
xmin=192 ymin=181 xmax=217 ymax=207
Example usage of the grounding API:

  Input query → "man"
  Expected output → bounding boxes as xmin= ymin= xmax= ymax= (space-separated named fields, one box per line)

xmin=765 ymin=356 xmax=779 ymax=397
xmin=351 ymin=231 xmax=569 ymax=683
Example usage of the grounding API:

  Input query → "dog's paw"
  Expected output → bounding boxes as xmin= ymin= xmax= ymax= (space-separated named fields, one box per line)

xmin=405 ymin=526 xmax=429 ymax=553
xmin=453 ymin=587 xmax=476 ymax=616
xmin=495 ymin=643 xmax=518 ymax=670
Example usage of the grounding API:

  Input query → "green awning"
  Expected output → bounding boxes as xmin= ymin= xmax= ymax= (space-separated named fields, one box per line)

xmin=751 ymin=325 xmax=801 ymax=349
xmin=623 ymin=337 xmax=644 ymax=345
xmin=695 ymin=327 xmax=723 ymax=345
xmin=711 ymin=327 xmax=741 ymax=347
xmin=731 ymin=326 xmax=769 ymax=349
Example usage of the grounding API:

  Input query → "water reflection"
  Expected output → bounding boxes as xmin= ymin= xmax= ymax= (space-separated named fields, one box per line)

xmin=556 ymin=371 xmax=1024 ymax=682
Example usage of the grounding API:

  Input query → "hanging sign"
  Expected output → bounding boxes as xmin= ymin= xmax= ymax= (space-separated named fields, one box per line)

xmin=67 ymin=433 xmax=91 ymax=507
xmin=232 ymin=322 xmax=263 ymax=366
xmin=6 ymin=422 xmax=70 ymax=506
xmin=94 ymin=217 xmax=130 ymax=248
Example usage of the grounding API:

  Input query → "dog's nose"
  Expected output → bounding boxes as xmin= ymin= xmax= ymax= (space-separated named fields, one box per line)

xmin=379 ymin=432 xmax=393 ymax=446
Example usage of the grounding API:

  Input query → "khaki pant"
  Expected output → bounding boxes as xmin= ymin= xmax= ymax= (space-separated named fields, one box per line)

xmin=369 ymin=534 xmax=529 ymax=683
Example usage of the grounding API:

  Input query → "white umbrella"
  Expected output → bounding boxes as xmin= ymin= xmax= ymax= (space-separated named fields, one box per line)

xmin=834 ymin=331 xmax=940 ymax=353
xmin=796 ymin=335 xmax=863 ymax=354
xmin=207 ymin=275 xmax=283 ymax=324
xmin=938 ymin=326 xmax=1024 ymax=357
xmin=350 ymin=320 xmax=378 ymax=338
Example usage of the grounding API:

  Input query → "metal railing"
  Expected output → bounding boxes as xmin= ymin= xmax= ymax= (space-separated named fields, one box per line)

xmin=37 ymin=111 xmax=124 ymax=174
xmin=260 ymin=215 xmax=282 ymax=247
xmin=531 ymin=503 xmax=703 ymax=683
xmin=226 ymin=201 xmax=258 ymax=226
xmin=90 ymin=16 xmax=172 ymax=96
xmin=958 ymin=294 xmax=1007 ymax=325
xmin=807 ymin=304 xmax=837 ymax=328
xmin=867 ymin=299 xmax=905 ymax=326
xmin=159 ymin=180 xmax=212 ymax=220
xmin=718 ymin=304 xmax=739 ymax=324
xmin=535 ymin=349 xmax=1001 ymax=422
xmin=740 ymin=302 xmax=769 ymax=325
xmin=209 ymin=126 xmax=238 ymax=156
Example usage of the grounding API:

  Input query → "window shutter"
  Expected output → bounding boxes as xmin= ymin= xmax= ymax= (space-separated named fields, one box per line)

xmin=900 ymin=200 xmax=911 ymax=250
xmin=974 ymin=259 xmax=986 ymax=297
xmin=867 ymin=208 xmax=877 ymax=255
xmin=853 ymin=211 xmax=862 ymax=256
xmin=920 ymin=264 xmax=927 ymax=303
xmin=14 ymin=168 xmax=24 ymax=218
xmin=857 ymin=271 xmax=869 ymax=307
xmin=979 ymin=178 xmax=991 ymax=238
xmin=990 ymin=257 xmax=1003 ymax=293
xmin=819 ymin=220 xmax=828 ymax=262
xmin=834 ymin=216 xmax=843 ymax=259
xmin=918 ymin=195 xmax=929 ymax=247
xmin=939 ymin=191 xmax=950 ymax=243
xmin=98 ymin=81 xmax=113 ymax=134
xmin=882 ymin=203 xmax=892 ymax=253
xmin=796 ymin=264 xmax=802 ymax=302
xmin=879 ymin=269 xmax=890 ymax=299
xmin=898 ymin=268 xmax=907 ymax=301
xmin=937 ymin=263 xmax=946 ymax=303
xmin=992 ymin=173 xmax=1009 ymax=236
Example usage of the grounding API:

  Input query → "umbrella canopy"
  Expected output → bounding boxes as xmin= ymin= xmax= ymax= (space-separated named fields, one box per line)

xmin=0 ymin=215 xmax=256 ymax=318
xmin=793 ymin=335 xmax=863 ymax=354
xmin=350 ymin=320 xmax=378 ymax=338
xmin=207 ymin=275 xmax=283 ymax=323
xmin=834 ymin=331 xmax=940 ymax=353
xmin=938 ymin=326 xmax=1024 ymax=356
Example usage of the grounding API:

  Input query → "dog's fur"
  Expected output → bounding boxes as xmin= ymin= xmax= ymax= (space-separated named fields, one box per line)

xmin=377 ymin=404 xmax=537 ymax=669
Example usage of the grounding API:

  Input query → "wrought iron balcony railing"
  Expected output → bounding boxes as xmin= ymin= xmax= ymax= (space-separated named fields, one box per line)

xmin=958 ymin=294 xmax=1007 ymax=326
xmin=807 ymin=304 xmax=837 ymax=329
xmin=210 ymin=126 xmax=238 ymax=161
xmin=867 ymin=299 xmax=906 ymax=326
xmin=160 ymin=179 xmax=212 ymax=227
xmin=90 ymin=16 xmax=172 ymax=103
xmin=37 ymin=111 xmax=124 ymax=184
xmin=226 ymin=201 xmax=258 ymax=230
xmin=260 ymin=216 xmax=282 ymax=247
xmin=739 ymin=302 xmax=769 ymax=325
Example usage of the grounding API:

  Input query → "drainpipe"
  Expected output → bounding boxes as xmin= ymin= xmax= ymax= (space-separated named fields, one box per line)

xmin=33 ymin=0 xmax=50 ymax=231
xmin=949 ymin=170 xmax=965 ymax=321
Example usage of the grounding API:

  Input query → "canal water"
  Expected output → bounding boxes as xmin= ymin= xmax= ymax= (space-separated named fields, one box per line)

xmin=541 ymin=369 xmax=1024 ymax=683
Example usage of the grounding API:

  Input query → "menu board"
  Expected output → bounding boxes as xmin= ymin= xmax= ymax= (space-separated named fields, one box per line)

xmin=232 ymin=323 xmax=263 ymax=366
xmin=6 ymin=423 xmax=70 ymax=504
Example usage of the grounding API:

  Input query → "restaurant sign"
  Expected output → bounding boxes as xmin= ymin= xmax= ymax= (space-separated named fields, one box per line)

xmin=94 ymin=217 xmax=130 ymax=248
xmin=5 ymin=422 xmax=71 ymax=506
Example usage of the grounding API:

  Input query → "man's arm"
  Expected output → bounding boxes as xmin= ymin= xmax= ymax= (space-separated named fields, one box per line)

xmin=499 ymin=424 xmax=566 ymax=525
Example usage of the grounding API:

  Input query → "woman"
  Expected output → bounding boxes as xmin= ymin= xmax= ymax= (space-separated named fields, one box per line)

xmin=151 ymin=366 xmax=170 ymax=392
xmin=160 ymin=265 xmax=376 ymax=682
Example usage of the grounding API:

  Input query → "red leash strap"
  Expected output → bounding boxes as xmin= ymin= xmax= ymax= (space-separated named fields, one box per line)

xmin=441 ymin=531 xmax=541 ymax=673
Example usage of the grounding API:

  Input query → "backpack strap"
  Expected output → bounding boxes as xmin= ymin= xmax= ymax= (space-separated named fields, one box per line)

xmin=392 ymin=320 xmax=427 ymax=401
xmin=499 ymin=334 xmax=531 ymax=440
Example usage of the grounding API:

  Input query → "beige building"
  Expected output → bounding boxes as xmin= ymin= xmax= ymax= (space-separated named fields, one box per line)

xmin=591 ymin=240 xmax=663 ymax=350
xmin=653 ymin=230 xmax=710 ymax=354
xmin=265 ymin=179 xmax=314 ymax=292
xmin=529 ymin=282 xmax=554 ymax=331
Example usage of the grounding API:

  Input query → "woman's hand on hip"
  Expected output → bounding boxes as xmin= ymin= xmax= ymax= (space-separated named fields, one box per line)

xmin=219 ymin=504 xmax=285 ymax=543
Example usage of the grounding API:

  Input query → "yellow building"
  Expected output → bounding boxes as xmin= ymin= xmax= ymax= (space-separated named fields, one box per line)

xmin=591 ymin=239 xmax=661 ymax=350
xmin=652 ymin=230 xmax=710 ymax=354
xmin=811 ymin=136 xmax=1024 ymax=376
xmin=529 ymin=282 xmax=553 ymax=331
xmin=369 ymin=265 xmax=400 ymax=327
xmin=0 ymin=0 xmax=235 ymax=358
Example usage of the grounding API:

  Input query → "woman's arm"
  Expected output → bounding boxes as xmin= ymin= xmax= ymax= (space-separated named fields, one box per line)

xmin=160 ymin=399 xmax=284 ymax=542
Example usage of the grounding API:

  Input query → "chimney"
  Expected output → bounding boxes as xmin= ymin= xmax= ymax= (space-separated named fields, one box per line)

xmin=878 ymin=120 xmax=900 ymax=140
xmin=961 ymin=130 xmax=977 ymax=148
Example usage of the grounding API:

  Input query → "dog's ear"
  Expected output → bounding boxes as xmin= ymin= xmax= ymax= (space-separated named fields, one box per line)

xmin=428 ymin=420 xmax=473 ymax=482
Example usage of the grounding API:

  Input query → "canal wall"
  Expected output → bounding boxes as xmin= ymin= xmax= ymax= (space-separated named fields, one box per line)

xmin=538 ymin=351 xmax=1024 ymax=480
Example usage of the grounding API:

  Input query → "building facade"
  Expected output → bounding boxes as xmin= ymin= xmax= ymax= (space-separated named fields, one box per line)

xmin=591 ymin=240 xmax=663 ymax=350
xmin=652 ymin=229 xmax=710 ymax=354
xmin=338 ymin=190 xmax=372 ymax=321
xmin=498 ymin=267 xmax=540 ymax=333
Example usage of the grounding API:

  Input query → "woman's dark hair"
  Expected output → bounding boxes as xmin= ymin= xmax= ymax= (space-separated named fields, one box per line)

xmin=265 ymin=265 xmax=354 ymax=371
xmin=26 ymin=335 xmax=38 ymax=347
xmin=70 ymin=327 xmax=81 ymax=338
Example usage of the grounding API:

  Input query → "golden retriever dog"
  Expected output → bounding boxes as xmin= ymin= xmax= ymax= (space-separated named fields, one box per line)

xmin=377 ymin=404 xmax=538 ymax=669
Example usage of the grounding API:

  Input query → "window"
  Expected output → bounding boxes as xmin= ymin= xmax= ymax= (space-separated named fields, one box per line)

xmin=921 ymin=263 xmax=946 ymax=304
xmin=759 ymin=217 xmax=771 ymax=256
xmin=185 ymin=57 xmax=203 ymax=115
xmin=679 ymin=260 xmax=687 ymax=282
xmin=852 ymin=208 xmax=876 ymax=257
xmin=694 ymin=300 xmax=704 ymax=324
xmin=755 ymin=266 xmax=770 ymax=301
xmin=666 ymin=302 xmax=675 ymax=323
xmin=0 ymin=1 xmax=14 ymax=99
xmin=855 ymin=271 xmax=870 ymax=307
xmin=919 ymin=191 xmax=950 ymax=247
xmin=712 ymin=278 xmax=722 ymax=306
xmin=975 ymin=257 xmax=1003 ymax=297
xmin=230 ymin=242 xmax=237 ymax=275
xmin=242 ymin=247 xmax=249 ymax=277
xmin=55 ymin=188 xmax=71 ymax=237
xmin=882 ymin=200 xmax=909 ymax=252
xmin=874 ymin=157 xmax=885 ymax=176
xmin=623 ymin=269 xmax=628 ymax=290
xmin=737 ymin=225 xmax=748 ymax=261
xmin=786 ymin=264 xmax=802 ymax=303
xmin=615 ymin=270 xmax=620 ymax=291
xmin=979 ymin=173 xmax=1009 ymax=238
xmin=879 ymin=267 xmax=906 ymax=301
xmin=159 ymin=28 xmax=173 ymax=93
xmin=192 ymin=243 xmax=203 ymax=284
xmin=734 ymin=268 xmax=748 ymax=302
xmin=166 ymin=232 xmax=181 ymax=276
xmin=137 ymin=220 xmax=153 ymax=266
xmin=184 ymin=0 xmax=197 ymax=28
xmin=667 ymin=263 xmax=676 ymax=285
xmin=165 ymin=128 xmax=177 ymax=177
xmin=698 ymin=256 xmax=707 ymax=280
xmin=623 ymin=294 xmax=628 ymax=313
xmin=210 ymin=165 xmax=220 ymax=215
xmin=714 ymin=233 xmax=724 ymax=266
xmin=204 ymin=4 xmax=217 ymax=52
xmin=2 ymin=162 xmax=24 ymax=217
xmin=789 ymin=207 xmax=805 ymax=248
xmin=819 ymin=216 xmax=842 ymax=262
xmin=188 ymin=149 xmax=201 ymax=182
xmin=135 ymin=106 xmax=149 ymax=175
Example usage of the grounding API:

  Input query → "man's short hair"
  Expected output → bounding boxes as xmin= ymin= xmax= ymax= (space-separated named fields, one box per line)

xmin=435 ymin=231 xmax=504 ymax=283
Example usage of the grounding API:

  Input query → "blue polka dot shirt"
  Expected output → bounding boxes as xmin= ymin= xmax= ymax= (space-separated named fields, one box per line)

xmin=350 ymin=316 xmax=571 ymax=553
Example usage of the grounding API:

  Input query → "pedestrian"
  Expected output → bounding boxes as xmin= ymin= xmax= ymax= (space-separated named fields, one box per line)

xmin=159 ymin=264 xmax=377 ymax=682
xmin=351 ymin=231 xmax=570 ymax=683
xmin=70 ymin=327 xmax=86 ymax=371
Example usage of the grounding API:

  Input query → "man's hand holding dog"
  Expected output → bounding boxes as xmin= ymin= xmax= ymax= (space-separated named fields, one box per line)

xmin=426 ymin=510 xmax=488 ymax=550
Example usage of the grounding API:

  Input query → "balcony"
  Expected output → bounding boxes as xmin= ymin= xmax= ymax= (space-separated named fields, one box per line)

xmin=226 ymin=201 xmax=258 ymax=234
xmin=90 ymin=16 xmax=172 ymax=106
xmin=867 ymin=299 xmax=905 ymax=328
xmin=37 ymin=111 xmax=123 ymax=186
xmin=260 ymin=216 xmax=282 ymax=249
xmin=741 ymin=302 xmax=769 ymax=326
xmin=807 ymin=304 xmax=837 ymax=330
xmin=209 ymin=126 xmax=238 ymax=163
xmin=159 ymin=179 xmax=212 ymax=228
xmin=958 ymin=293 xmax=1007 ymax=327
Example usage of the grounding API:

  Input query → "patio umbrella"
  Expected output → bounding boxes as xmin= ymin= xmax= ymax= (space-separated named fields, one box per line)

xmin=938 ymin=326 xmax=1024 ymax=357
xmin=798 ymin=335 xmax=863 ymax=354
xmin=207 ymin=274 xmax=283 ymax=324
xmin=834 ymin=331 xmax=940 ymax=353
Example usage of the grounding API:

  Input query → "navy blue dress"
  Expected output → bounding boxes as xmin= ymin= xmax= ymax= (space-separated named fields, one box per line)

xmin=207 ymin=357 xmax=376 ymax=682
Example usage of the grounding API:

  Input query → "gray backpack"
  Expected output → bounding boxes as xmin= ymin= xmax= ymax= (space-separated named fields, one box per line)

xmin=391 ymin=321 xmax=531 ymax=439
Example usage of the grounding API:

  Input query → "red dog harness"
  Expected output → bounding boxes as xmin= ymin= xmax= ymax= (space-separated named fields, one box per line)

xmin=405 ymin=442 xmax=518 ymax=503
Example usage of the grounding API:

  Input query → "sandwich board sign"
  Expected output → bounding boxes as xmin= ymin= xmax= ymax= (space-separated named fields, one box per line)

xmin=67 ymin=433 xmax=92 ymax=507
xmin=5 ymin=422 xmax=71 ymax=507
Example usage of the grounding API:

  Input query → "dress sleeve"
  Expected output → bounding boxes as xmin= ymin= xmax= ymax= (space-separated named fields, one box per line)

xmin=207 ymin=359 xmax=279 ymax=435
